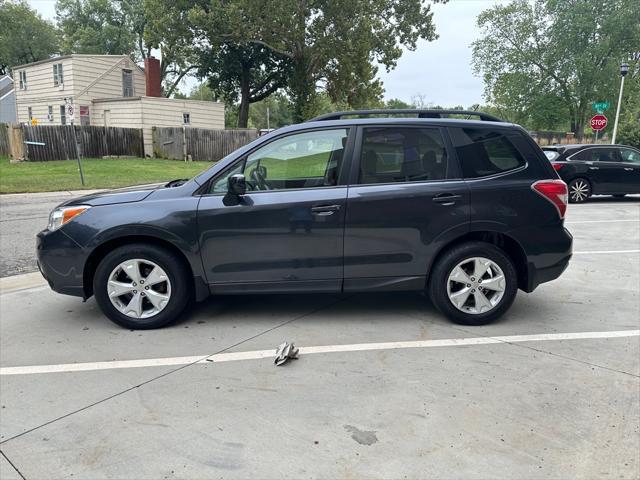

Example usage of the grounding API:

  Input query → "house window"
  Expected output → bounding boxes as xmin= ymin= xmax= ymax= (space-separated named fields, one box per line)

xmin=80 ymin=105 xmax=90 ymax=126
xmin=60 ymin=105 xmax=66 ymax=125
xmin=183 ymin=112 xmax=190 ymax=125
xmin=122 ymin=69 xmax=134 ymax=97
xmin=53 ymin=63 xmax=64 ymax=86
xmin=19 ymin=71 xmax=27 ymax=90
xmin=27 ymin=107 xmax=33 ymax=120
xmin=48 ymin=106 xmax=54 ymax=122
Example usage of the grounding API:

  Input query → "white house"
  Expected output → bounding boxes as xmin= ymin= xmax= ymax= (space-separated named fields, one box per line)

xmin=12 ymin=54 xmax=225 ymax=156
xmin=0 ymin=75 xmax=16 ymax=123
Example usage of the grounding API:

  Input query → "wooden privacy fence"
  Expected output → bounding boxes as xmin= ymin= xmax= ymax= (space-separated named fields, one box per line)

xmin=0 ymin=123 xmax=10 ymax=156
xmin=2 ymin=124 xmax=144 ymax=161
xmin=153 ymin=127 xmax=258 ymax=161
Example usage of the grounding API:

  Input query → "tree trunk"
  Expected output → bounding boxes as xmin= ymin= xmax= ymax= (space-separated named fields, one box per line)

xmin=237 ymin=67 xmax=251 ymax=128
xmin=290 ymin=56 xmax=317 ymax=123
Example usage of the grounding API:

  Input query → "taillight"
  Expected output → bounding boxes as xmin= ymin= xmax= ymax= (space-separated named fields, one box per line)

xmin=532 ymin=180 xmax=568 ymax=219
xmin=552 ymin=163 xmax=564 ymax=171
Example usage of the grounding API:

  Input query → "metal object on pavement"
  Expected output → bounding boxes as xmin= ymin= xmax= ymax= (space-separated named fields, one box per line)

xmin=274 ymin=342 xmax=299 ymax=366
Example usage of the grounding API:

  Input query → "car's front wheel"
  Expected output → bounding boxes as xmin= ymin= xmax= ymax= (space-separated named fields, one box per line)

xmin=568 ymin=178 xmax=591 ymax=203
xmin=93 ymin=244 xmax=192 ymax=329
xmin=428 ymin=242 xmax=518 ymax=325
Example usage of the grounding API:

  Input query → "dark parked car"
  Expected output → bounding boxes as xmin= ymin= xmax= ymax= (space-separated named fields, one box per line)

xmin=542 ymin=144 xmax=640 ymax=203
xmin=37 ymin=109 xmax=572 ymax=329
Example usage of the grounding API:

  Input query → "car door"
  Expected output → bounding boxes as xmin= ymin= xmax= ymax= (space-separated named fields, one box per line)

xmin=617 ymin=147 xmax=640 ymax=193
xmin=572 ymin=147 xmax=626 ymax=194
xmin=342 ymin=125 xmax=470 ymax=291
xmin=197 ymin=127 xmax=353 ymax=293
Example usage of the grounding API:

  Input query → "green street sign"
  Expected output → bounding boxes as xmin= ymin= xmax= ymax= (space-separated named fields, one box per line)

xmin=592 ymin=101 xmax=610 ymax=114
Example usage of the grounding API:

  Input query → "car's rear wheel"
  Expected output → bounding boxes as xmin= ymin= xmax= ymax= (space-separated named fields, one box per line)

xmin=568 ymin=178 xmax=591 ymax=203
xmin=94 ymin=244 xmax=191 ymax=329
xmin=428 ymin=242 xmax=518 ymax=326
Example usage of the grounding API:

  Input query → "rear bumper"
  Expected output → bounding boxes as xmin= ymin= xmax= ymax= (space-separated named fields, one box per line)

xmin=522 ymin=226 xmax=573 ymax=292
xmin=526 ymin=253 xmax=572 ymax=292
xmin=37 ymin=228 xmax=87 ymax=298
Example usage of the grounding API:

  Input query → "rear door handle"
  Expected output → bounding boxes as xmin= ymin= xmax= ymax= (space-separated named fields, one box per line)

xmin=311 ymin=204 xmax=341 ymax=216
xmin=432 ymin=194 xmax=461 ymax=206
xmin=624 ymin=167 xmax=634 ymax=171
xmin=589 ymin=166 xmax=600 ymax=170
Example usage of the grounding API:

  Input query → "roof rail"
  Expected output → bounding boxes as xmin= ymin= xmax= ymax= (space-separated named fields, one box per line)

xmin=308 ymin=109 xmax=503 ymax=122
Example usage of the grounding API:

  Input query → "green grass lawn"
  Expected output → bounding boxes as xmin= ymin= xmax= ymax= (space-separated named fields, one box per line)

xmin=0 ymin=156 xmax=210 ymax=194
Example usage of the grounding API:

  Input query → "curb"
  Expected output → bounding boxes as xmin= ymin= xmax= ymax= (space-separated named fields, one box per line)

xmin=0 ymin=272 xmax=47 ymax=294
xmin=0 ymin=190 xmax=104 ymax=200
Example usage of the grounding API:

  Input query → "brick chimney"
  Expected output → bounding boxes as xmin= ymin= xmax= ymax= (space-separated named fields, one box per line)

xmin=144 ymin=57 xmax=161 ymax=97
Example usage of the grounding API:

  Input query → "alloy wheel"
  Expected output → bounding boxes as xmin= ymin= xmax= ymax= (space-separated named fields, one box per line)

xmin=107 ymin=259 xmax=172 ymax=318
xmin=446 ymin=257 xmax=506 ymax=314
xmin=570 ymin=180 xmax=589 ymax=202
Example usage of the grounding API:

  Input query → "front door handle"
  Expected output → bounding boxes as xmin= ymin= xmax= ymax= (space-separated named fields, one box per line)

xmin=432 ymin=194 xmax=461 ymax=206
xmin=624 ymin=167 xmax=634 ymax=171
xmin=589 ymin=166 xmax=600 ymax=170
xmin=311 ymin=204 xmax=341 ymax=216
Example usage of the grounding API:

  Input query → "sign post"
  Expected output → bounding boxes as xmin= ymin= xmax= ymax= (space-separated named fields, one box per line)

xmin=66 ymin=99 xmax=85 ymax=186
xmin=590 ymin=102 xmax=610 ymax=143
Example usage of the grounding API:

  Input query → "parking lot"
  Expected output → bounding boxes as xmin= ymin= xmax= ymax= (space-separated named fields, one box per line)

xmin=0 ymin=196 xmax=638 ymax=479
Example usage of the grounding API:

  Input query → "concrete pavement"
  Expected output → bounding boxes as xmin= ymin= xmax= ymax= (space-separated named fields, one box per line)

xmin=0 ymin=198 xmax=638 ymax=479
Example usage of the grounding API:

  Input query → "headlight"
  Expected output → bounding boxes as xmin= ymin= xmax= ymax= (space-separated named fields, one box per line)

xmin=48 ymin=205 xmax=91 ymax=231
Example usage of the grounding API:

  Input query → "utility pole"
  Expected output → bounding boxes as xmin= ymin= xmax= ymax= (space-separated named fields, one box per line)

xmin=611 ymin=62 xmax=629 ymax=144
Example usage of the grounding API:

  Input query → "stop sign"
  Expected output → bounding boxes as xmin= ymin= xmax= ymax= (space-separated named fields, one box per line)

xmin=591 ymin=114 xmax=608 ymax=131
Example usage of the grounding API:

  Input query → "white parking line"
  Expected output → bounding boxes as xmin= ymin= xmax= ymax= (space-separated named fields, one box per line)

xmin=573 ymin=250 xmax=640 ymax=254
xmin=1 ymin=330 xmax=638 ymax=376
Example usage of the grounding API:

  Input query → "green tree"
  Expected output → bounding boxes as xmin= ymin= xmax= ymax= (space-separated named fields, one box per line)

xmin=56 ymin=0 xmax=136 ymax=55
xmin=196 ymin=43 xmax=291 ymax=128
xmin=616 ymin=60 xmax=640 ymax=148
xmin=216 ymin=0 xmax=441 ymax=122
xmin=143 ymin=0 xmax=199 ymax=96
xmin=472 ymin=0 xmax=640 ymax=138
xmin=0 ymin=0 xmax=59 ymax=74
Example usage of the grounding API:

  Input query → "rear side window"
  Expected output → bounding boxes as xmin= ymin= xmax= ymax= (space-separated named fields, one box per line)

xmin=358 ymin=127 xmax=448 ymax=184
xmin=451 ymin=128 xmax=526 ymax=178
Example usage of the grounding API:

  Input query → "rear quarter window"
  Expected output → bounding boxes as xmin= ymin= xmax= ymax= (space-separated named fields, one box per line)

xmin=450 ymin=127 xmax=527 ymax=178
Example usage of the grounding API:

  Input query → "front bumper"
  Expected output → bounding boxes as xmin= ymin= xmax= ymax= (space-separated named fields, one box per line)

xmin=37 ymin=228 xmax=87 ymax=298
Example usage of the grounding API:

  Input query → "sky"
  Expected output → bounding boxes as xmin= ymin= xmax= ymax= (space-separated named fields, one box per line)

xmin=27 ymin=0 xmax=504 ymax=108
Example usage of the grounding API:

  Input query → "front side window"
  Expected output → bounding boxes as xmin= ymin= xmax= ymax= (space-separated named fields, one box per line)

xmin=358 ymin=127 xmax=447 ymax=184
xmin=19 ymin=71 xmax=27 ymax=89
xmin=451 ymin=128 xmax=526 ymax=178
xmin=53 ymin=63 xmax=64 ymax=86
xmin=27 ymin=107 xmax=33 ymax=120
xmin=209 ymin=129 xmax=349 ymax=193
xmin=620 ymin=148 xmax=640 ymax=164
xmin=48 ymin=105 xmax=53 ymax=121
xmin=122 ymin=69 xmax=133 ymax=97
xmin=183 ymin=112 xmax=190 ymax=125
xmin=59 ymin=105 xmax=66 ymax=125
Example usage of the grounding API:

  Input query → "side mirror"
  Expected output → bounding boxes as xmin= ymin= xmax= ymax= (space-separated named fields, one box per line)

xmin=228 ymin=173 xmax=247 ymax=196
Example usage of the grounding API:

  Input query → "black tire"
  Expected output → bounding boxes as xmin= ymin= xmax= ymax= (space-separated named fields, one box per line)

xmin=568 ymin=178 xmax=591 ymax=203
xmin=93 ymin=243 xmax=192 ymax=329
xmin=428 ymin=242 xmax=518 ymax=326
